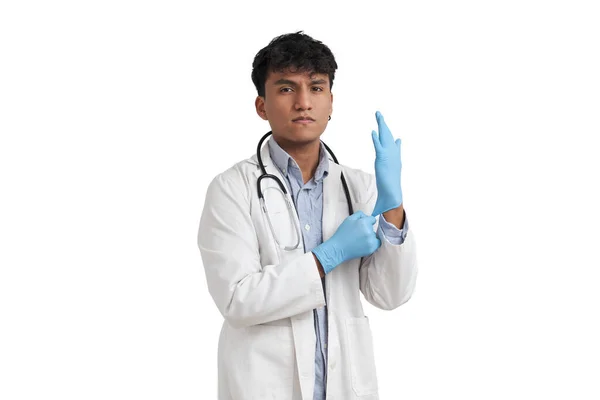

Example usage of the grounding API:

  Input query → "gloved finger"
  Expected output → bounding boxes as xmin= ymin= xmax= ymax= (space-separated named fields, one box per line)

xmin=375 ymin=111 xmax=394 ymax=147
xmin=366 ymin=236 xmax=380 ymax=253
xmin=371 ymin=130 xmax=382 ymax=153
xmin=362 ymin=215 xmax=377 ymax=225
xmin=348 ymin=210 xmax=366 ymax=220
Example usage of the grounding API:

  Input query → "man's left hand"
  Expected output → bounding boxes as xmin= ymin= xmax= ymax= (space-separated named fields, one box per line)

xmin=371 ymin=111 xmax=403 ymax=216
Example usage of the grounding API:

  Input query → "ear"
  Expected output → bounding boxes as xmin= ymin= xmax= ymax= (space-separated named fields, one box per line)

xmin=329 ymin=92 xmax=333 ymax=117
xmin=255 ymin=96 xmax=268 ymax=120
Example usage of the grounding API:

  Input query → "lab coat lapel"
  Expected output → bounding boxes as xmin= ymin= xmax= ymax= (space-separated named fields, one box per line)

xmin=323 ymin=161 xmax=342 ymax=242
xmin=252 ymin=137 xmax=291 ymax=202
xmin=252 ymin=140 xmax=304 ymax=258
xmin=323 ymin=155 xmax=343 ymax=376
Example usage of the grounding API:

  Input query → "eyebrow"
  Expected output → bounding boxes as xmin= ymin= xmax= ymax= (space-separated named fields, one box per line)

xmin=273 ymin=78 xmax=328 ymax=86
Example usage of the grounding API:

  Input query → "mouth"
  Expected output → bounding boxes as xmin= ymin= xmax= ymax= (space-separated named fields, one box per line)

xmin=292 ymin=117 xmax=315 ymax=124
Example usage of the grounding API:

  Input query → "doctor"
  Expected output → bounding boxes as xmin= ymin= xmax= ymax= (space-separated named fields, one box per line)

xmin=198 ymin=31 xmax=417 ymax=400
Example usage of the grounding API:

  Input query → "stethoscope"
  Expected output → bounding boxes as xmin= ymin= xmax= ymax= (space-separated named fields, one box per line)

xmin=256 ymin=131 xmax=354 ymax=251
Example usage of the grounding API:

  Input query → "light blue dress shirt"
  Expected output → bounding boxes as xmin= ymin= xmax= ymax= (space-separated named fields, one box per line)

xmin=268 ymin=138 xmax=408 ymax=400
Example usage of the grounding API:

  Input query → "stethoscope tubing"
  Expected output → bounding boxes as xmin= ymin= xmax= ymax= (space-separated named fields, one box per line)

xmin=256 ymin=131 xmax=353 ymax=216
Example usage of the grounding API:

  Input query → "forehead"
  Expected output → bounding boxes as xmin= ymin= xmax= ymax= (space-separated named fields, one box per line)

xmin=266 ymin=69 xmax=329 ymax=84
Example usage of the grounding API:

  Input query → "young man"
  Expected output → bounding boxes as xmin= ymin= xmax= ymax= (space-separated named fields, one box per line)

xmin=198 ymin=32 xmax=417 ymax=400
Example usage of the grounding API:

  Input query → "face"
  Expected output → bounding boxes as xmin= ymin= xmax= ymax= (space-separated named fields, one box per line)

xmin=255 ymin=69 xmax=333 ymax=146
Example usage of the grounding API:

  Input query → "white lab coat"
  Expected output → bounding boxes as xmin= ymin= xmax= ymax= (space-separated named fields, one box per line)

xmin=198 ymin=139 xmax=418 ymax=400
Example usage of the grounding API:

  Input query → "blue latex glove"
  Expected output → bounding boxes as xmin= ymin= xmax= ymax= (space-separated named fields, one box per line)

xmin=371 ymin=111 xmax=403 ymax=216
xmin=312 ymin=211 xmax=381 ymax=274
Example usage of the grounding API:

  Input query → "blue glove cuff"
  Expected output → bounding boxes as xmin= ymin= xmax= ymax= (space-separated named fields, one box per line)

xmin=312 ymin=244 xmax=339 ymax=275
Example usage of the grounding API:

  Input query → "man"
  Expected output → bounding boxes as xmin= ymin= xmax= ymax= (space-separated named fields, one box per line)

xmin=198 ymin=31 xmax=417 ymax=400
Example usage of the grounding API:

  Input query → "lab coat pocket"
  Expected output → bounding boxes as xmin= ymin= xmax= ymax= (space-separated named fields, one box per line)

xmin=346 ymin=316 xmax=379 ymax=397
xmin=230 ymin=324 xmax=295 ymax=398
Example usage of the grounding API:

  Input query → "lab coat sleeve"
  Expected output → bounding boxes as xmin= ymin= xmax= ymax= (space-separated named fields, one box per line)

xmin=379 ymin=212 xmax=409 ymax=244
xmin=198 ymin=169 xmax=326 ymax=329
xmin=358 ymin=174 xmax=418 ymax=310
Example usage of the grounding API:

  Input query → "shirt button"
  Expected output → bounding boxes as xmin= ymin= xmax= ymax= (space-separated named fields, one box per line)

xmin=305 ymin=224 xmax=311 ymax=231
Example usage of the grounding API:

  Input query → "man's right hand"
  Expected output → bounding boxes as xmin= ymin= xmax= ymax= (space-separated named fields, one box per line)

xmin=312 ymin=211 xmax=381 ymax=275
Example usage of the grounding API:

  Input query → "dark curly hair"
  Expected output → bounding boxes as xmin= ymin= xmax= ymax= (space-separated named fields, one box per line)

xmin=251 ymin=31 xmax=338 ymax=98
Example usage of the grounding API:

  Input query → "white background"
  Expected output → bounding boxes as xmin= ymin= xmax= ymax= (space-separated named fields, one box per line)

xmin=1 ymin=0 xmax=599 ymax=399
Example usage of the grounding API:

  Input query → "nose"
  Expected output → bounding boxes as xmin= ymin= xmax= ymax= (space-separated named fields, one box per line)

xmin=294 ymin=87 xmax=312 ymax=111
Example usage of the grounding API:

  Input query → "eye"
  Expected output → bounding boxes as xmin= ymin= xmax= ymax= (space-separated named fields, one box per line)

xmin=312 ymin=87 xmax=324 ymax=92
xmin=280 ymin=87 xmax=293 ymax=93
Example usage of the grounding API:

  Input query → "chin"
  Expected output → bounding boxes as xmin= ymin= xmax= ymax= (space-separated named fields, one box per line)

xmin=287 ymin=126 xmax=323 ymax=141
xmin=285 ymin=134 xmax=321 ymax=146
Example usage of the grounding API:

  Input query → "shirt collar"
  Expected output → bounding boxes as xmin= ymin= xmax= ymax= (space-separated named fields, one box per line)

xmin=268 ymin=136 xmax=330 ymax=182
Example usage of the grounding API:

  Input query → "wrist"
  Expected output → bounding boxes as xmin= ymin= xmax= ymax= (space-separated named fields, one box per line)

xmin=382 ymin=204 xmax=405 ymax=228
xmin=312 ymin=253 xmax=325 ymax=278
xmin=312 ymin=243 xmax=338 ymax=275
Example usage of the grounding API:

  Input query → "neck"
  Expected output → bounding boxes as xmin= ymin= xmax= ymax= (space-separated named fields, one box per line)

xmin=273 ymin=136 xmax=321 ymax=184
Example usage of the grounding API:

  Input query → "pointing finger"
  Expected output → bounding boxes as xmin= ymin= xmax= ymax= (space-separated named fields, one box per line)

xmin=348 ymin=210 xmax=366 ymax=220
xmin=371 ymin=130 xmax=382 ymax=153
xmin=364 ymin=215 xmax=377 ymax=225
